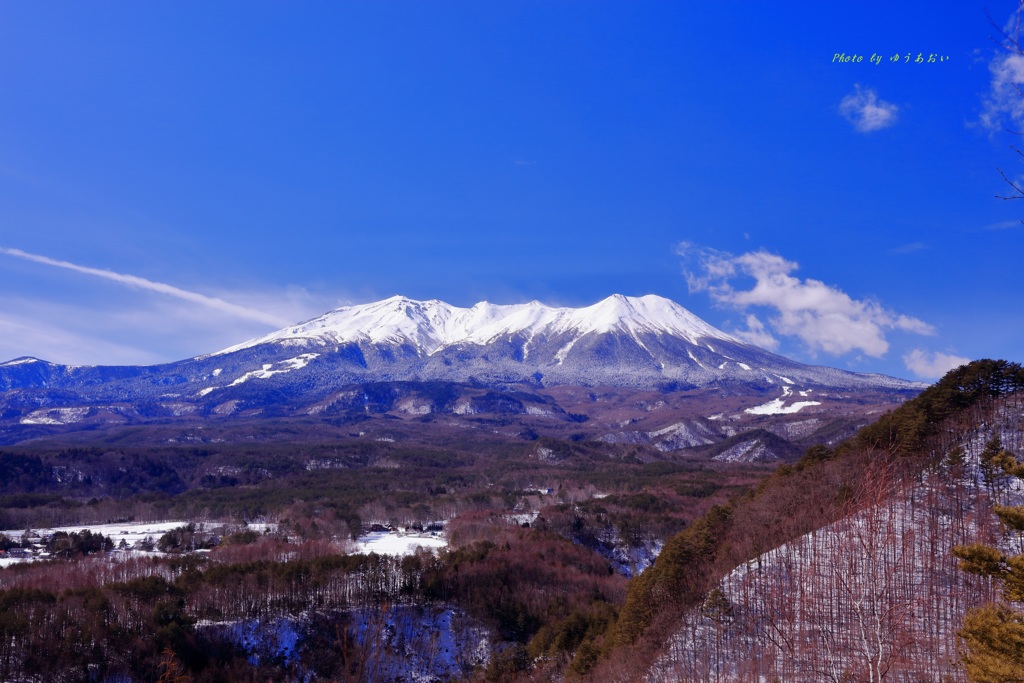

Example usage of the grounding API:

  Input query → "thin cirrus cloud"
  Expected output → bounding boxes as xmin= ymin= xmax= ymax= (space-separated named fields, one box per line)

xmin=679 ymin=243 xmax=934 ymax=358
xmin=887 ymin=242 xmax=926 ymax=255
xmin=839 ymin=85 xmax=899 ymax=133
xmin=903 ymin=349 xmax=970 ymax=380
xmin=0 ymin=246 xmax=292 ymax=328
xmin=981 ymin=219 xmax=1022 ymax=230
xmin=0 ymin=304 xmax=167 ymax=366
xmin=0 ymin=288 xmax=334 ymax=366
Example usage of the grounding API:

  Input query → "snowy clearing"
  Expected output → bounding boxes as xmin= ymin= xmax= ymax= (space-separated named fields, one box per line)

xmin=20 ymin=407 xmax=90 ymax=425
xmin=228 ymin=353 xmax=321 ymax=387
xmin=0 ymin=521 xmax=276 ymax=565
xmin=353 ymin=531 xmax=447 ymax=556
xmin=744 ymin=385 xmax=821 ymax=415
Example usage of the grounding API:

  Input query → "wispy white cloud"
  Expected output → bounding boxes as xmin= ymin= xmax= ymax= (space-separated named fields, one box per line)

xmin=0 ymin=285 xmax=335 ymax=366
xmin=887 ymin=242 xmax=926 ymax=255
xmin=980 ymin=52 xmax=1024 ymax=132
xmin=0 ymin=306 xmax=165 ymax=366
xmin=903 ymin=349 xmax=970 ymax=380
xmin=981 ymin=219 xmax=1022 ymax=230
xmin=0 ymin=247 xmax=345 ymax=365
xmin=0 ymin=246 xmax=292 ymax=327
xmin=839 ymin=85 xmax=899 ymax=133
xmin=679 ymin=243 xmax=934 ymax=357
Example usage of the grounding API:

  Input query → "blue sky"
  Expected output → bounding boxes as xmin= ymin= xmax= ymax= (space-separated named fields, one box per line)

xmin=0 ymin=1 xmax=1020 ymax=380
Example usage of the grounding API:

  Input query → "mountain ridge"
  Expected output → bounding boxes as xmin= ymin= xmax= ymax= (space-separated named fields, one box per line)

xmin=0 ymin=293 xmax=925 ymax=451
xmin=0 ymin=295 xmax=929 ymax=483
xmin=212 ymin=294 xmax=740 ymax=358
xmin=0 ymin=294 xmax=923 ymax=395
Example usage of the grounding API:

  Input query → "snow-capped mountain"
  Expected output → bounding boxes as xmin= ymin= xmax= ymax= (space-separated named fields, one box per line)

xmin=217 ymin=294 xmax=734 ymax=357
xmin=0 ymin=294 xmax=923 ymax=446
xmin=200 ymin=293 xmax=916 ymax=390
xmin=0 ymin=294 xmax=919 ymax=398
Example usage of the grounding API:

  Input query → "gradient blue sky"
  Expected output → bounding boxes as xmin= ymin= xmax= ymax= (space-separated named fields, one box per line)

xmin=0 ymin=1 xmax=1020 ymax=380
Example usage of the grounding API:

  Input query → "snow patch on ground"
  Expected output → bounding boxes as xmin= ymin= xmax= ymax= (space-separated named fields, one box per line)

xmin=452 ymin=400 xmax=476 ymax=415
xmin=600 ymin=419 xmax=720 ymax=452
xmin=0 ymin=358 xmax=40 ymax=367
xmin=229 ymin=354 xmax=321 ymax=386
xmin=353 ymin=531 xmax=447 ymax=556
xmin=506 ymin=512 xmax=540 ymax=526
xmin=744 ymin=385 xmax=821 ymax=415
xmin=650 ymin=420 xmax=718 ymax=450
xmin=396 ymin=398 xmax=433 ymax=415
xmin=554 ymin=338 xmax=579 ymax=364
xmin=20 ymin=407 xmax=89 ymax=425
xmin=713 ymin=439 xmax=774 ymax=463
xmin=0 ymin=521 xmax=276 ymax=565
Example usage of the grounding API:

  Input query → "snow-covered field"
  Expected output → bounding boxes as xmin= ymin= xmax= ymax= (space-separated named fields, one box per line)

xmin=0 ymin=520 xmax=442 ymax=565
xmin=2 ymin=520 xmax=274 ymax=542
xmin=0 ymin=521 xmax=275 ymax=566
xmin=744 ymin=385 xmax=821 ymax=415
xmin=353 ymin=531 xmax=447 ymax=556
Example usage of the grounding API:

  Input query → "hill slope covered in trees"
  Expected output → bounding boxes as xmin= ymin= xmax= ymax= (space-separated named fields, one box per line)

xmin=598 ymin=359 xmax=1024 ymax=682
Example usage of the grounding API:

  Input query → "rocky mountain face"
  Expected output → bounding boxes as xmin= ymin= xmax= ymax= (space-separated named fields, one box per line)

xmin=0 ymin=295 xmax=923 ymax=456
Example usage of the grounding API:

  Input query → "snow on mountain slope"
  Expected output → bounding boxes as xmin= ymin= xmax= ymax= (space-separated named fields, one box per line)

xmin=197 ymin=293 xmax=921 ymax=392
xmin=215 ymin=294 xmax=738 ymax=357
xmin=0 ymin=294 xmax=923 ymax=421
xmin=744 ymin=385 xmax=822 ymax=415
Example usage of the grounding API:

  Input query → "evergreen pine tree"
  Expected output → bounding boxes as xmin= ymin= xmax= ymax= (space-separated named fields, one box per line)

xmin=955 ymin=442 xmax=1024 ymax=681
xmin=980 ymin=437 xmax=1008 ymax=492
xmin=957 ymin=605 xmax=1024 ymax=683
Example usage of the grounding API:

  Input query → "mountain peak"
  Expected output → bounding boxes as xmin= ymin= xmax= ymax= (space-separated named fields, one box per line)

xmin=574 ymin=294 xmax=737 ymax=342
xmin=0 ymin=294 xmax=922 ymax=400
xmin=0 ymin=357 xmax=45 ymax=367
xmin=188 ymin=293 xmax=920 ymax=391
xmin=216 ymin=294 xmax=736 ymax=357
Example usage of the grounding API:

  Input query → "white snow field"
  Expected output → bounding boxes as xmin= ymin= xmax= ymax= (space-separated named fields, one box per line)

xmin=353 ymin=530 xmax=448 ymax=556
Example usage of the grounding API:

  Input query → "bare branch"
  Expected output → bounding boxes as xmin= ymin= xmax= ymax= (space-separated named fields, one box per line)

xmin=996 ymin=166 xmax=1024 ymax=199
xmin=987 ymin=5 xmax=1024 ymax=53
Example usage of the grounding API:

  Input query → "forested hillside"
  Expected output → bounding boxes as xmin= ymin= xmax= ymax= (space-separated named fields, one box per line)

xmin=596 ymin=359 xmax=1024 ymax=682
